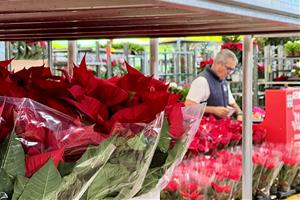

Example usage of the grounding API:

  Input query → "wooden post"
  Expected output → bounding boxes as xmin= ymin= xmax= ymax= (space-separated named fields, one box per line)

xmin=68 ymin=40 xmax=77 ymax=76
xmin=150 ymin=38 xmax=159 ymax=78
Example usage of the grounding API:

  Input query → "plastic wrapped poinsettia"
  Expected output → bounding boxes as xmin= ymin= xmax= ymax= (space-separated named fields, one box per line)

xmin=0 ymin=56 xmax=205 ymax=200
xmin=188 ymin=115 xmax=265 ymax=155
xmin=210 ymin=149 xmax=242 ymax=200
xmin=135 ymin=104 xmax=205 ymax=199
xmin=0 ymin=97 xmax=204 ymax=200
xmin=162 ymin=156 xmax=215 ymax=200
xmin=277 ymin=145 xmax=300 ymax=193
xmin=252 ymin=144 xmax=283 ymax=198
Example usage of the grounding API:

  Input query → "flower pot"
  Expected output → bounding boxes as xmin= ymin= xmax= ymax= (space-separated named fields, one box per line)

xmin=293 ymin=52 xmax=300 ymax=57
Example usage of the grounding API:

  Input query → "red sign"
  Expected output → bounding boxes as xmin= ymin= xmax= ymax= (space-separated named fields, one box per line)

xmin=262 ymin=88 xmax=300 ymax=147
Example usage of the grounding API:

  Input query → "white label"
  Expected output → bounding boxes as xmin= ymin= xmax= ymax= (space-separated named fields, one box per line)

xmin=292 ymin=112 xmax=300 ymax=131
xmin=295 ymin=134 xmax=300 ymax=140
xmin=293 ymin=91 xmax=300 ymax=100
xmin=287 ymin=94 xmax=293 ymax=108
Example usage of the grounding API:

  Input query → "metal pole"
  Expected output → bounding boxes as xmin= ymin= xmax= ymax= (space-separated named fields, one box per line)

xmin=68 ymin=40 xmax=77 ymax=76
xmin=95 ymin=41 xmax=100 ymax=77
xmin=242 ymin=35 xmax=253 ymax=200
xmin=183 ymin=43 xmax=188 ymax=82
xmin=5 ymin=42 xmax=11 ymax=70
xmin=143 ymin=51 xmax=148 ymax=75
xmin=150 ymin=38 xmax=159 ymax=78
xmin=47 ymin=41 xmax=53 ymax=71
xmin=106 ymin=39 xmax=112 ymax=78
xmin=124 ymin=43 xmax=129 ymax=62
xmin=253 ymin=44 xmax=258 ymax=106
xmin=177 ymin=38 xmax=181 ymax=83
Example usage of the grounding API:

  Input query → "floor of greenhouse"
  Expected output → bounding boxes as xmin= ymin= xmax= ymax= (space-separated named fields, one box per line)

xmin=286 ymin=193 xmax=300 ymax=200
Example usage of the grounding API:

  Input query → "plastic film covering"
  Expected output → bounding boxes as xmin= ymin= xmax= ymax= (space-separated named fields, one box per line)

xmin=136 ymin=104 xmax=206 ymax=200
xmin=0 ymin=96 xmax=205 ymax=200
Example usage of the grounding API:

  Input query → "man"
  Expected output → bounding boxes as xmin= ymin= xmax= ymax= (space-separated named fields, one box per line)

xmin=185 ymin=49 xmax=243 ymax=121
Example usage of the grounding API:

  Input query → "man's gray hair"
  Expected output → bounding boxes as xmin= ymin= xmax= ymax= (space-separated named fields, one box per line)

xmin=214 ymin=49 xmax=238 ymax=65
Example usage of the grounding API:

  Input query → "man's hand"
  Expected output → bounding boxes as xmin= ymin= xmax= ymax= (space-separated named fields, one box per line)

xmin=213 ymin=107 xmax=230 ymax=118
xmin=237 ymin=114 xmax=243 ymax=121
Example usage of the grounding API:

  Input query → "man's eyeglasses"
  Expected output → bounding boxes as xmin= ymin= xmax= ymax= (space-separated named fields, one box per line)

xmin=223 ymin=64 xmax=235 ymax=74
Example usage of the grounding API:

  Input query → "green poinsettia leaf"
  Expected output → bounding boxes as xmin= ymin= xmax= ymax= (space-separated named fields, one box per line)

xmin=57 ymin=162 xmax=76 ymax=177
xmin=0 ymin=132 xmax=25 ymax=178
xmin=18 ymin=158 xmax=61 ymax=200
xmin=127 ymin=134 xmax=146 ymax=151
xmin=164 ymin=139 xmax=185 ymax=168
xmin=86 ymin=163 xmax=130 ymax=200
xmin=12 ymin=175 xmax=29 ymax=200
xmin=157 ymin=117 xmax=170 ymax=153
xmin=76 ymin=136 xmax=116 ymax=165
xmin=137 ymin=167 xmax=163 ymax=195
xmin=0 ymin=169 xmax=13 ymax=197
xmin=52 ymin=143 xmax=115 ymax=200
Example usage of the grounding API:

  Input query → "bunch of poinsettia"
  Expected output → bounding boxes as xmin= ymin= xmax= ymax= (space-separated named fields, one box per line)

xmin=163 ymin=149 xmax=242 ymax=200
xmin=162 ymin=156 xmax=216 ymax=200
xmin=0 ymin=57 xmax=204 ymax=199
xmin=165 ymin=143 xmax=299 ymax=200
xmin=276 ymin=145 xmax=300 ymax=193
xmin=188 ymin=115 xmax=266 ymax=155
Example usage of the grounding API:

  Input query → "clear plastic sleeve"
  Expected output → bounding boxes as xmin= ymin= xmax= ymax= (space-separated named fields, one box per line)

xmin=138 ymin=104 xmax=206 ymax=199
xmin=163 ymin=155 xmax=215 ymax=200
xmin=277 ymin=145 xmax=300 ymax=192
xmin=0 ymin=96 xmax=205 ymax=200
xmin=252 ymin=144 xmax=283 ymax=198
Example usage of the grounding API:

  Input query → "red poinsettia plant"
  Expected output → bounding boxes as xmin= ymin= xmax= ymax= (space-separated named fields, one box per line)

xmin=199 ymin=58 xmax=214 ymax=69
xmin=0 ymin=56 xmax=186 ymax=178
xmin=189 ymin=115 xmax=266 ymax=155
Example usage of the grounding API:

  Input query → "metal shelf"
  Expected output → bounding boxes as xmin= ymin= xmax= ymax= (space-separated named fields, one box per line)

xmin=258 ymin=81 xmax=300 ymax=85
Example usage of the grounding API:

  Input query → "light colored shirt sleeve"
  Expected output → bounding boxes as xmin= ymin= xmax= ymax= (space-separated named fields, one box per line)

xmin=186 ymin=77 xmax=210 ymax=103
xmin=228 ymin=84 xmax=236 ymax=104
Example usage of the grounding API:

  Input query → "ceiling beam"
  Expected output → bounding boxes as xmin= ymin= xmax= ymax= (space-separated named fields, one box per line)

xmin=0 ymin=0 xmax=157 ymax=13
xmin=1 ymin=22 xmax=282 ymax=35
xmin=2 ymin=29 xmax=299 ymax=41
xmin=0 ymin=16 xmax=245 ymax=29
xmin=1 ymin=20 xmax=269 ymax=33
xmin=0 ymin=6 xmax=201 ymax=22
xmin=0 ymin=25 xmax=295 ymax=40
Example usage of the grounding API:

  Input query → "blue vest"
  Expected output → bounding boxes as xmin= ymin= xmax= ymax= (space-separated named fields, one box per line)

xmin=200 ymin=67 xmax=229 ymax=107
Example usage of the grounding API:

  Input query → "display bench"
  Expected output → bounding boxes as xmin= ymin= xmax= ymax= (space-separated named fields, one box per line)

xmin=261 ymin=88 xmax=300 ymax=147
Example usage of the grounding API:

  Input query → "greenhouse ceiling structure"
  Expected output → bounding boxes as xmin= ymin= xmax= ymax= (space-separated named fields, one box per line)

xmin=0 ymin=0 xmax=299 ymax=199
xmin=0 ymin=0 xmax=299 ymax=41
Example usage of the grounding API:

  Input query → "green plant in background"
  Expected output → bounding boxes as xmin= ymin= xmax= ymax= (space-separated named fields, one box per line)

xmin=293 ymin=41 xmax=300 ymax=56
xmin=284 ymin=41 xmax=295 ymax=56
xmin=111 ymin=43 xmax=145 ymax=54
xmin=284 ymin=41 xmax=300 ymax=56
xmin=256 ymin=37 xmax=300 ymax=46
xmin=11 ymin=41 xmax=47 ymax=60
xmin=222 ymin=36 xmax=242 ymax=43
xmin=168 ymin=83 xmax=190 ymax=102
